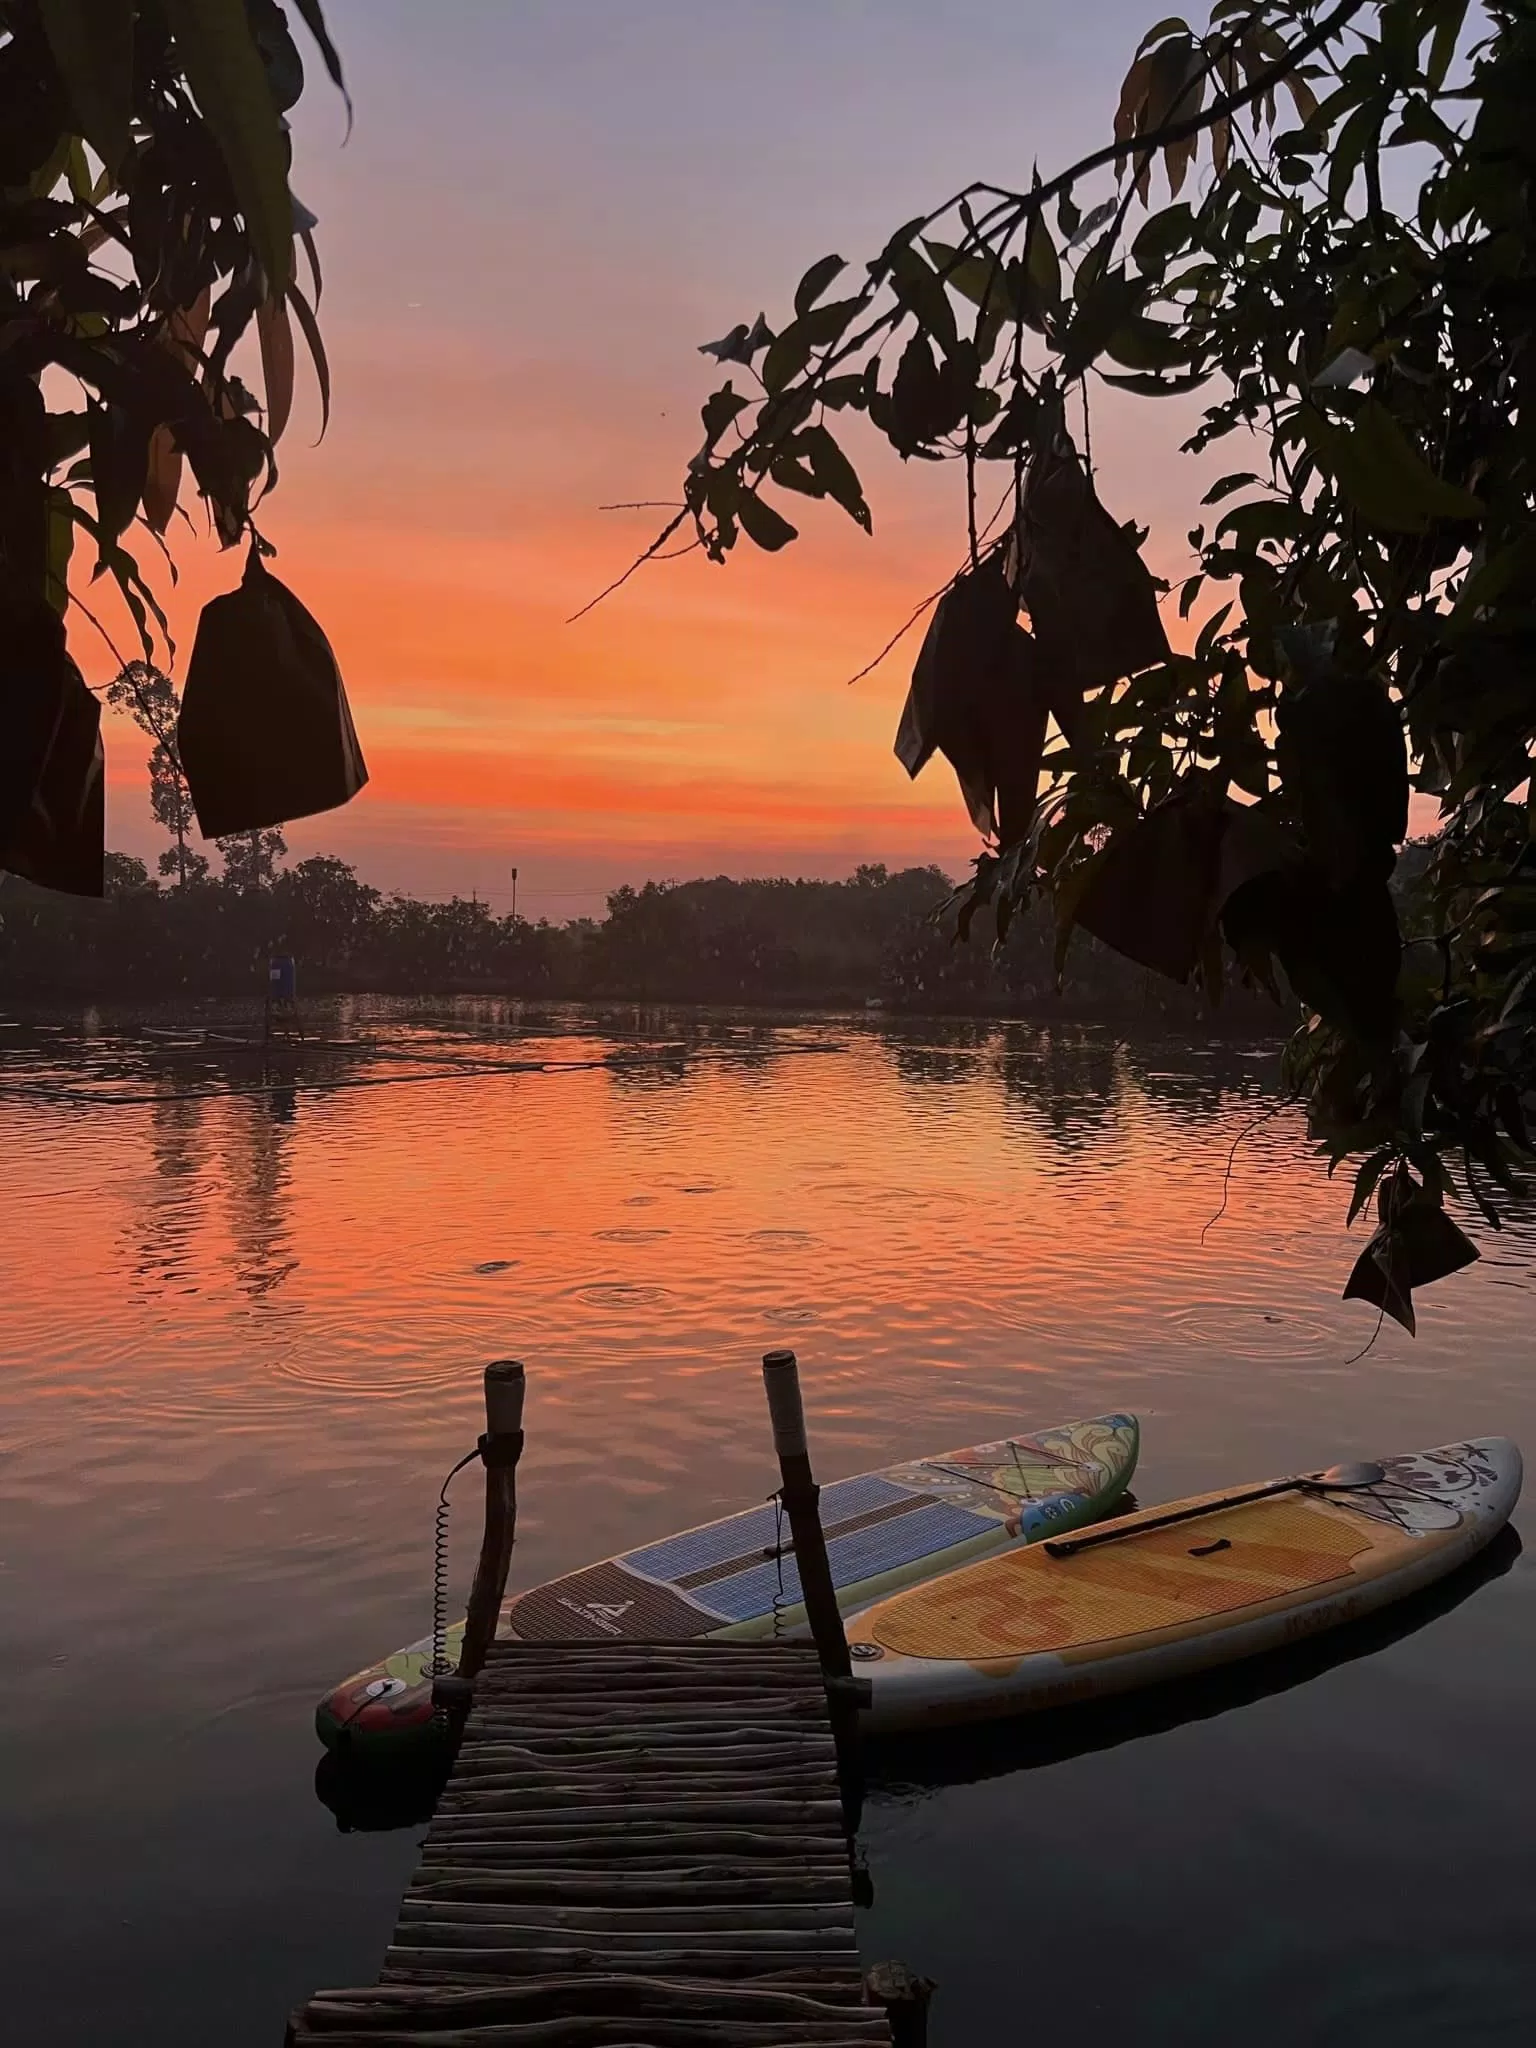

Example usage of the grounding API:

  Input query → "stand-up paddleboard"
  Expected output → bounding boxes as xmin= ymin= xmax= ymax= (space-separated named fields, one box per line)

xmin=848 ymin=1436 xmax=1522 ymax=1733
xmin=317 ymin=1411 xmax=1138 ymax=1752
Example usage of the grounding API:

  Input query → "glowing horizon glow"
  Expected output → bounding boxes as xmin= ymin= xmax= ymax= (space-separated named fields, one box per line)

xmin=88 ymin=2 xmax=1212 ymax=922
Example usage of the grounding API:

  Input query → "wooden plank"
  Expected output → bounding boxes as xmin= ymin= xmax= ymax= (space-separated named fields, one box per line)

xmin=302 ymin=1976 xmax=877 ymax=2019
xmin=397 ymin=1901 xmax=856 ymax=1933
xmin=380 ymin=1947 xmax=865 ymax=1982
xmin=404 ymin=1872 xmax=855 ymax=1904
xmin=294 ymin=2027 xmax=884 ymax=2047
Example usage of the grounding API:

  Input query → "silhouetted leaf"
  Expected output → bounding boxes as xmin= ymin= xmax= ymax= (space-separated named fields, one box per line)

xmin=700 ymin=383 xmax=748 ymax=449
xmin=287 ymin=277 xmax=330 ymax=436
xmin=736 ymin=489 xmax=798 ymax=552
xmin=922 ymin=239 xmax=1018 ymax=321
xmin=291 ymin=0 xmax=352 ymax=122
xmin=163 ymin=0 xmax=294 ymax=292
xmin=1058 ymin=267 xmax=1145 ymax=379
xmin=761 ymin=298 xmax=860 ymax=394
xmin=86 ymin=401 xmax=151 ymax=553
xmin=887 ymin=242 xmax=958 ymax=356
xmin=1347 ymin=1147 xmax=1394 ymax=1227
xmin=801 ymin=425 xmax=870 ymax=532
xmin=1098 ymin=367 xmax=1212 ymax=396
xmin=887 ymin=333 xmax=945 ymax=452
xmin=257 ymin=292 xmax=295 ymax=443
xmin=40 ymin=0 xmax=134 ymax=174
xmin=1131 ymin=202 xmax=1195 ymax=275
xmin=248 ymin=0 xmax=305 ymax=112
xmin=1022 ymin=217 xmax=1061 ymax=329
xmin=1305 ymin=399 xmax=1484 ymax=534
xmin=1201 ymin=472 xmax=1260 ymax=505
xmin=794 ymin=253 xmax=846 ymax=316
xmin=1103 ymin=316 xmax=1189 ymax=372
xmin=699 ymin=315 xmax=773 ymax=365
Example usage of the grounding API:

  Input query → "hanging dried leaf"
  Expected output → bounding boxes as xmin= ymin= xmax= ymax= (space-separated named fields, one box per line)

xmin=1012 ymin=445 xmax=1170 ymax=709
xmin=177 ymin=547 xmax=367 ymax=836
xmin=1223 ymin=866 xmax=1401 ymax=1041
xmin=1072 ymin=794 xmax=1228 ymax=981
xmin=894 ymin=560 xmax=1048 ymax=842
xmin=1343 ymin=1168 xmax=1480 ymax=1334
xmin=990 ymin=627 xmax=1052 ymax=847
xmin=895 ymin=556 xmax=1017 ymax=779
xmin=1275 ymin=665 xmax=1408 ymax=888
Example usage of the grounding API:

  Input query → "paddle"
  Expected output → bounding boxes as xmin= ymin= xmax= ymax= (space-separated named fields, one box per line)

xmin=1041 ymin=1463 xmax=1388 ymax=1559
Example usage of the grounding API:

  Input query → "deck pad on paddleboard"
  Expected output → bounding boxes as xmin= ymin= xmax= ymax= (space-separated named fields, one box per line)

xmin=853 ymin=1437 xmax=1522 ymax=1731
xmin=317 ymin=1411 xmax=1138 ymax=1750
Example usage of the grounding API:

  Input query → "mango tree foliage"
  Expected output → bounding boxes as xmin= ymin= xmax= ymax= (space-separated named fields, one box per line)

xmin=1 ymin=0 xmax=346 ymax=894
xmin=655 ymin=0 xmax=1536 ymax=1330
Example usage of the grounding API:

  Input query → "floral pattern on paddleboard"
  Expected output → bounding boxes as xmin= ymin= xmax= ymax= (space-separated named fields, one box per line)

xmin=1326 ymin=1441 xmax=1503 ymax=1535
xmin=887 ymin=1414 xmax=1139 ymax=1537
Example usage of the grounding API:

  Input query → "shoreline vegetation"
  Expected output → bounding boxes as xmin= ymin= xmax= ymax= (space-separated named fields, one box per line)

xmin=0 ymin=851 xmax=1286 ymax=1029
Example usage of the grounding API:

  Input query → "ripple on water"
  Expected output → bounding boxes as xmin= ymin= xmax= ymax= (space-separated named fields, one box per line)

xmin=1166 ymin=1302 xmax=1337 ymax=1360
xmin=574 ymin=1282 xmax=672 ymax=1309
xmin=594 ymin=1228 xmax=672 ymax=1244
xmin=749 ymin=1229 xmax=818 ymax=1249
xmin=267 ymin=1350 xmax=483 ymax=1399
xmin=762 ymin=1304 xmax=822 ymax=1327
xmin=473 ymin=1259 xmax=518 ymax=1273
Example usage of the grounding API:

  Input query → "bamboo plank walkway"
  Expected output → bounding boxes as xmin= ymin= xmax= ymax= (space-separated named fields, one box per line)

xmin=287 ymin=1639 xmax=890 ymax=2046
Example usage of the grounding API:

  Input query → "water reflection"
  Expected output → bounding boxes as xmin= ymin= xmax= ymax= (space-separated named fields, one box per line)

xmin=3 ymin=1000 xmax=1535 ymax=2048
xmin=224 ymin=1095 xmax=299 ymax=1302
xmin=130 ymin=1090 xmax=206 ymax=1294
xmin=996 ymin=1027 xmax=1125 ymax=1151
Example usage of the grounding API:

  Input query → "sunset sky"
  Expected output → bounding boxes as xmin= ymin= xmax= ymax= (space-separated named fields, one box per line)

xmin=94 ymin=0 xmax=1212 ymax=921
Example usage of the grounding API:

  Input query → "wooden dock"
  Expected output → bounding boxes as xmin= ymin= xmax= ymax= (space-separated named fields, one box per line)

xmin=288 ymin=1639 xmax=892 ymax=2046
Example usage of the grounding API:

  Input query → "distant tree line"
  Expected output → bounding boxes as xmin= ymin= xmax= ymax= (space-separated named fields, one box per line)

xmin=0 ymin=849 xmax=1282 ymax=1025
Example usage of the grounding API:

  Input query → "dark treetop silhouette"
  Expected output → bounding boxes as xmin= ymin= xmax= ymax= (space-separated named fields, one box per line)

xmin=624 ymin=0 xmax=1536 ymax=1330
xmin=0 ymin=849 xmax=1287 ymax=1024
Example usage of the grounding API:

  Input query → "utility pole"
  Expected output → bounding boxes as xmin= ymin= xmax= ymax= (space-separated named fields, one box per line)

xmin=511 ymin=864 xmax=519 ymax=922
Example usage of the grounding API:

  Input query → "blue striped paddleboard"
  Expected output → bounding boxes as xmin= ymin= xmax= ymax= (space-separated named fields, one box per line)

xmin=316 ymin=1411 xmax=1139 ymax=1752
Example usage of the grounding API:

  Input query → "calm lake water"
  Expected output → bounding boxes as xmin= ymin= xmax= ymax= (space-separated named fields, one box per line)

xmin=3 ymin=1000 xmax=1534 ymax=2046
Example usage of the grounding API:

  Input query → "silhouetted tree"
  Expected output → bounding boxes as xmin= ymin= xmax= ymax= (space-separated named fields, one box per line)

xmin=104 ymin=664 xmax=207 ymax=889
xmin=218 ymin=828 xmax=288 ymax=894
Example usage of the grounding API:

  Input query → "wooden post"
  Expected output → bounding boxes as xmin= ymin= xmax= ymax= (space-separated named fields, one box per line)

xmin=456 ymin=1360 xmax=526 ymax=1684
xmin=865 ymin=1962 xmax=935 ymax=2047
xmin=761 ymin=1349 xmax=851 ymax=1680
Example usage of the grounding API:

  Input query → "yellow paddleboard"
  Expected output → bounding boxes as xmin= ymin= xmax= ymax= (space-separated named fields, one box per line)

xmin=848 ymin=1437 xmax=1521 ymax=1732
